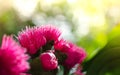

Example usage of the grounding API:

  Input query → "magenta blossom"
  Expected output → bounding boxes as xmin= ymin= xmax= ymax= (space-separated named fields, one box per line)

xmin=40 ymin=51 xmax=58 ymax=70
xmin=18 ymin=27 xmax=46 ymax=54
xmin=54 ymin=39 xmax=71 ymax=53
xmin=38 ymin=25 xmax=61 ymax=42
xmin=0 ymin=35 xmax=30 ymax=75
xmin=64 ymin=46 xmax=86 ymax=69
xmin=54 ymin=39 xmax=86 ymax=69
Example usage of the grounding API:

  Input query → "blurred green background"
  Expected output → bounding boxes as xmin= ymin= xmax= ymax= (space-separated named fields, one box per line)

xmin=0 ymin=0 xmax=120 ymax=75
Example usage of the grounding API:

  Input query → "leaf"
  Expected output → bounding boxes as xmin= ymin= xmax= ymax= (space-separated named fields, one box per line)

xmin=108 ymin=24 xmax=120 ymax=40
xmin=77 ymin=33 xmax=107 ymax=61
xmin=84 ymin=36 xmax=120 ymax=75
xmin=56 ymin=65 xmax=64 ymax=75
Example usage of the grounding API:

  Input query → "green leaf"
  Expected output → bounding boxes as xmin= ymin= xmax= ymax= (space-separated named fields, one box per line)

xmin=56 ymin=65 xmax=64 ymax=75
xmin=108 ymin=25 xmax=120 ymax=40
xmin=77 ymin=33 xmax=107 ymax=61
xmin=85 ymin=36 xmax=120 ymax=75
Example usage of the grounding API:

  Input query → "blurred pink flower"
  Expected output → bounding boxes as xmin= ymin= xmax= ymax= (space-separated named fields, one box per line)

xmin=18 ymin=27 xmax=46 ymax=54
xmin=40 ymin=51 xmax=58 ymax=70
xmin=38 ymin=25 xmax=61 ymax=42
xmin=54 ymin=39 xmax=86 ymax=69
xmin=0 ymin=35 xmax=30 ymax=75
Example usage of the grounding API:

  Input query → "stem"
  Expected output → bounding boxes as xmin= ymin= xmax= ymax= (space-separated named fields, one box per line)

xmin=31 ymin=49 xmax=41 ymax=59
xmin=64 ymin=67 xmax=70 ymax=75
xmin=42 ymin=40 xmax=54 ymax=51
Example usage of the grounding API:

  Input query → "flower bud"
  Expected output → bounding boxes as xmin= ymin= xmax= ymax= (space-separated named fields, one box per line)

xmin=40 ymin=51 xmax=58 ymax=70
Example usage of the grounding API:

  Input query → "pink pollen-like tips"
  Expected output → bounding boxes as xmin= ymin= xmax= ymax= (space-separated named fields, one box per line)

xmin=39 ymin=51 xmax=58 ymax=70
xmin=0 ymin=35 xmax=30 ymax=75
xmin=18 ymin=27 xmax=46 ymax=54
xmin=38 ymin=25 xmax=61 ymax=42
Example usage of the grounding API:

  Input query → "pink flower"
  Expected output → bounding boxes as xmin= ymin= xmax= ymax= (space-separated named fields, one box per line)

xmin=54 ymin=39 xmax=71 ymax=53
xmin=54 ymin=40 xmax=86 ymax=69
xmin=18 ymin=27 xmax=46 ymax=54
xmin=0 ymin=35 xmax=30 ymax=75
xmin=39 ymin=51 xmax=58 ymax=70
xmin=64 ymin=46 xmax=86 ymax=69
xmin=38 ymin=25 xmax=61 ymax=42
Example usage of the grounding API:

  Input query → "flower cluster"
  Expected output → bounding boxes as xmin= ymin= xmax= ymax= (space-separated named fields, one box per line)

xmin=18 ymin=25 xmax=61 ymax=70
xmin=0 ymin=25 xmax=86 ymax=75
xmin=18 ymin=25 xmax=86 ymax=72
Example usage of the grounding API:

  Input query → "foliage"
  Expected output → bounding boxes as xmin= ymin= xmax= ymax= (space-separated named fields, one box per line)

xmin=83 ymin=25 xmax=120 ymax=75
